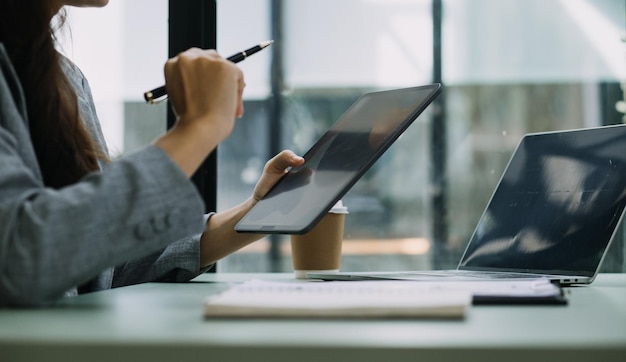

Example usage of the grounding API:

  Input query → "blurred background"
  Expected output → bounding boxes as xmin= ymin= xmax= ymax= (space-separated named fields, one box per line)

xmin=59 ymin=0 xmax=626 ymax=273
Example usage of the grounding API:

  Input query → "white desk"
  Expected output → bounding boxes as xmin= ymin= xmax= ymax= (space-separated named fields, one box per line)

xmin=1 ymin=273 xmax=625 ymax=362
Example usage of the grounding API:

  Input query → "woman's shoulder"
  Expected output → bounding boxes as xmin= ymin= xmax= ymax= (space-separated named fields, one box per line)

xmin=58 ymin=53 xmax=89 ymax=91
xmin=57 ymin=53 xmax=109 ymax=158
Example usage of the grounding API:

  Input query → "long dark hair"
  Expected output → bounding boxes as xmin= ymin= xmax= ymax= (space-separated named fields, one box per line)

xmin=0 ymin=1 xmax=105 ymax=189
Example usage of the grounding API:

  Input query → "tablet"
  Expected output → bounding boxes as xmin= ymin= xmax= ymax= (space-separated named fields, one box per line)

xmin=235 ymin=84 xmax=442 ymax=234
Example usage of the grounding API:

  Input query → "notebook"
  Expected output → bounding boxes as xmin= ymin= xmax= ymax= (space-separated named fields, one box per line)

xmin=235 ymin=84 xmax=442 ymax=234
xmin=203 ymin=279 xmax=472 ymax=319
xmin=309 ymin=124 xmax=626 ymax=286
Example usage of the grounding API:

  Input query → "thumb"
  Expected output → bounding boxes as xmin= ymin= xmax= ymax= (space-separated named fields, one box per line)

xmin=253 ymin=150 xmax=304 ymax=201
xmin=266 ymin=150 xmax=304 ymax=174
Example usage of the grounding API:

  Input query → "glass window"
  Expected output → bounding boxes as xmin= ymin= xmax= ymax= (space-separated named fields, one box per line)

xmin=62 ymin=0 xmax=626 ymax=274
xmin=58 ymin=0 xmax=169 ymax=157
xmin=442 ymin=0 xmax=626 ymax=271
xmin=217 ymin=0 xmax=626 ymax=273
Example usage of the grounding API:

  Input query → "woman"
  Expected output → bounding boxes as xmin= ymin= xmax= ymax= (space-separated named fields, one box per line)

xmin=0 ymin=0 xmax=303 ymax=307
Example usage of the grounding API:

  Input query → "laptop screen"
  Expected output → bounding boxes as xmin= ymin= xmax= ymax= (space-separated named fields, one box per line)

xmin=459 ymin=125 xmax=626 ymax=277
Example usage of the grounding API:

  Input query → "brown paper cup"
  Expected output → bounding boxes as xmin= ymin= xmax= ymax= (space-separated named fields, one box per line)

xmin=290 ymin=202 xmax=347 ymax=279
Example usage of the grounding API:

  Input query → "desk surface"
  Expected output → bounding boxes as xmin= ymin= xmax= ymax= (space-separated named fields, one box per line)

xmin=1 ymin=273 xmax=625 ymax=362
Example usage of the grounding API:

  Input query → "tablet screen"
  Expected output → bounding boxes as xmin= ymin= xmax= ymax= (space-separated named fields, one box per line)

xmin=235 ymin=84 xmax=442 ymax=234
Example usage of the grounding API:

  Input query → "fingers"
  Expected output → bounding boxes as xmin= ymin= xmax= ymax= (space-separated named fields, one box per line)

xmin=253 ymin=150 xmax=304 ymax=202
xmin=264 ymin=150 xmax=305 ymax=175
xmin=164 ymin=48 xmax=245 ymax=139
xmin=236 ymin=80 xmax=246 ymax=118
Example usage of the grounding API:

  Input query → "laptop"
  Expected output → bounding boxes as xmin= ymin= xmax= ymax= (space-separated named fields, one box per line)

xmin=309 ymin=124 xmax=626 ymax=286
xmin=236 ymin=84 xmax=442 ymax=234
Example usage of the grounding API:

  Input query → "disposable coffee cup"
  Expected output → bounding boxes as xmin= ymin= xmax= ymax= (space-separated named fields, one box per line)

xmin=290 ymin=200 xmax=348 ymax=279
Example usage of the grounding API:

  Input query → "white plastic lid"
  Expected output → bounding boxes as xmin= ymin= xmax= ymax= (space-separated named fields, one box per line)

xmin=329 ymin=200 xmax=349 ymax=214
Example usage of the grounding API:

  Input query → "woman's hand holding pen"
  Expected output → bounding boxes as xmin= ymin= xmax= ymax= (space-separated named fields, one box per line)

xmin=166 ymin=48 xmax=245 ymax=128
xmin=154 ymin=48 xmax=245 ymax=177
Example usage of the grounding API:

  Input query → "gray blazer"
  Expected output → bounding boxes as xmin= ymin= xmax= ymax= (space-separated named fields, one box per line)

xmin=0 ymin=43 xmax=210 ymax=307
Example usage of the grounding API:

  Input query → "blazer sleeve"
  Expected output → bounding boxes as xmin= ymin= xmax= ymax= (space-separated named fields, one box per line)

xmin=112 ymin=233 xmax=206 ymax=288
xmin=0 ymin=51 xmax=207 ymax=307
xmin=0 ymin=146 xmax=207 ymax=307
xmin=111 ymin=213 xmax=216 ymax=289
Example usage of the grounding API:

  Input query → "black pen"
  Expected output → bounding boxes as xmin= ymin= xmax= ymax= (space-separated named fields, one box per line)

xmin=144 ymin=40 xmax=274 ymax=103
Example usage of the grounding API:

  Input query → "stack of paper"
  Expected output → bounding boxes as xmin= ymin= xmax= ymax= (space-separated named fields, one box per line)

xmin=204 ymin=279 xmax=472 ymax=319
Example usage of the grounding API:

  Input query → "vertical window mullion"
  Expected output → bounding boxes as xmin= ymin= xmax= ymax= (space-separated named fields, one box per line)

xmin=167 ymin=0 xmax=218 ymax=214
